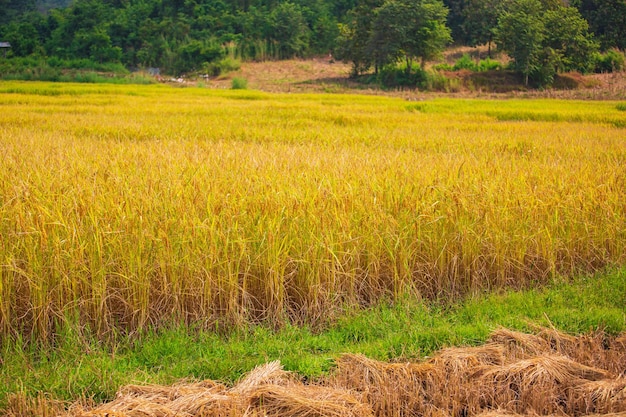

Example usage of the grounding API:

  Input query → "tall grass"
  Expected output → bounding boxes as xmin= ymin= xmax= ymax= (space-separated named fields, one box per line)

xmin=0 ymin=82 xmax=625 ymax=343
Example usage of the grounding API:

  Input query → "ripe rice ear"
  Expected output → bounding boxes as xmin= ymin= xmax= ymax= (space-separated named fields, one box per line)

xmin=79 ymin=380 xmax=235 ymax=417
xmin=245 ymin=384 xmax=373 ymax=417
xmin=427 ymin=344 xmax=506 ymax=373
xmin=118 ymin=380 xmax=227 ymax=400
xmin=475 ymin=355 xmax=611 ymax=414
xmin=610 ymin=335 xmax=626 ymax=377
xmin=488 ymin=328 xmax=551 ymax=359
xmin=534 ymin=326 xmax=618 ymax=372
xmin=570 ymin=378 xmax=626 ymax=415
xmin=331 ymin=353 xmax=442 ymax=417
xmin=3 ymin=393 xmax=73 ymax=417
xmin=426 ymin=344 xmax=506 ymax=415
xmin=230 ymin=360 xmax=296 ymax=395
xmin=585 ymin=413 xmax=626 ymax=417
xmin=472 ymin=410 xmax=528 ymax=417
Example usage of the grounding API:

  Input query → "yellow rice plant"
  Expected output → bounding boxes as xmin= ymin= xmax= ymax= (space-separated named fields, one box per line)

xmin=0 ymin=82 xmax=625 ymax=342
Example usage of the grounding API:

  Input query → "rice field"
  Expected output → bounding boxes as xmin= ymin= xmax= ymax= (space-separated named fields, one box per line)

xmin=1 ymin=81 xmax=625 ymax=343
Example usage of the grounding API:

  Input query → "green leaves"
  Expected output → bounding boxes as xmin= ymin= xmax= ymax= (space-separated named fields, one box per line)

xmin=337 ymin=0 xmax=451 ymax=77
xmin=268 ymin=2 xmax=310 ymax=59
xmin=495 ymin=0 xmax=598 ymax=86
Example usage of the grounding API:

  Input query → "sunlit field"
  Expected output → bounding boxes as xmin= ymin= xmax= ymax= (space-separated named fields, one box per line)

xmin=1 ymin=81 xmax=625 ymax=344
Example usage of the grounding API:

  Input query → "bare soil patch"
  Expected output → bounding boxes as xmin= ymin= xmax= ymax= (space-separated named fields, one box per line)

xmin=207 ymin=57 xmax=359 ymax=94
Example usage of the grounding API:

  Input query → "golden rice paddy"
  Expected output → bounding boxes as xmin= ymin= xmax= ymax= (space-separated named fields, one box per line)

xmin=0 ymin=81 xmax=625 ymax=342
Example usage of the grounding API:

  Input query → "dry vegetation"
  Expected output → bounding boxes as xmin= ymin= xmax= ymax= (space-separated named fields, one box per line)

xmin=6 ymin=327 xmax=624 ymax=417
xmin=0 ymin=82 xmax=625 ymax=343
xmin=204 ymin=54 xmax=626 ymax=99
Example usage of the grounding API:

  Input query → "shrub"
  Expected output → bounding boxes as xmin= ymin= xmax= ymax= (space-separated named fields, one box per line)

xmin=204 ymin=57 xmax=242 ymax=77
xmin=231 ymin=77 xmax=248 ymax=89
xmin=453 ymin=54 xmax=478 ymax=71
xmin=594 ymin=50 xmax=625 ymax=73
xmin=426 ymin=71 xmax=461 ymax=92
xmin=477 ymin=58 xmax=502 ymax=71
xmin=377 ymin=66 xmax=428 ymax=89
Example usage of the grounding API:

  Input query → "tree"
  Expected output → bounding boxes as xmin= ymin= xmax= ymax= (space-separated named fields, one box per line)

xmin=573 ymin=0 xmax=626 ymax=51
xmin=462 ymin=0 xmax=508 ymax=57
xmin=406 ymin=0 xmax=452 ymax=68
xmin=268 ymin=2 xmax=310 ymax=58
xmin=495 ymin=0 xmax=544 ymax=85
xmin=495 ymin=0 xmax=598 ymax=86
xmin=0 ymin=0 xmax=36 ymax=25
xmin=543 ymin=6 xmax=598 ymax=73
xmin=369 ymin=0 xmax=405 ymax=72
xmin=1 ymin=21 xmax=42 ymax=56
xmin=373 ymin=0 xmax=451 ymax=71
xmin=336 ymin=0 xmax=450 ymax=76
xmin=334 ymin=0 xmax=383 ymax=76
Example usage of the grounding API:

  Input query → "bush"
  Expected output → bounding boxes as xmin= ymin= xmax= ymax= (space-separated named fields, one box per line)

xmin=453 ymin=54 xmax=478 ymax=71
xmin=426 ymin=71 xmax=461 ymax=92
xmin=477 ymin=58 xmax=502 ymax=71
xmin=453 ymin=54 xmax=503 ymax=72
xmin=377 ymin=65 xmax=428 ymax=89
xmin=432 ymin=62 xmax=453 ymax=71
xmin=204 ymin=57 xmax=241 ymax=77
xmin=594 ymin=50 xmax=625 ymax=73
xmin=231 ymin=77 xmax=248 ymax=89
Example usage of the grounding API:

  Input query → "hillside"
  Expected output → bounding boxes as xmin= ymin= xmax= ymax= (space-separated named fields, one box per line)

xmin=1 ymin=0 xmax=624 ymax=87
xmin=199 ymin=53 xmax=626 ymax=100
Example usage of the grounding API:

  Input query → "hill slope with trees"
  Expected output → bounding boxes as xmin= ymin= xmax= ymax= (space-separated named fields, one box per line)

xmin=0 ymin=0 xmax=623 ymax=86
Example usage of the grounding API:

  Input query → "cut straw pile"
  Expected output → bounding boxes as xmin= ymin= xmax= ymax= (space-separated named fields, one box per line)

xmin=41 ymin=328 xmax=626 ymax=417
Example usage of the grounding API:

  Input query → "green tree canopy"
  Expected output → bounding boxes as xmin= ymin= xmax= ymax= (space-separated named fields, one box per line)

xmin=337 ymin=0 xmax=450 ymax=75
xmin=573 ymin=0 xmax=626 ymax=51
xmin=495 ymin=0 xmax=598 ymax=85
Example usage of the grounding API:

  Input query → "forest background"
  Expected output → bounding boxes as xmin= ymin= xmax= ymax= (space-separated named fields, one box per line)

xmin=0 ymin=0 xmax=625 ymax=86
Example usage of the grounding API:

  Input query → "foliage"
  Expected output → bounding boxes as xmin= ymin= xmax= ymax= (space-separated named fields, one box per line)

xmin=494 ymin=0 xmax=545 ymax=85
xmin=1 ymin=0 xmax=620 ymax=78
xmin=268 ymin=2 xmax=310 ymax=59
xmin=573 ymin=0 xmax=626 ymax=51
xmin=0 ymin=0 xmax=339 ymax=73
xmin=203 ymin=56 xmax=242 ymax=77
xmin=461 ymin=0 xmax=507 ymax=56
xmin=495 ymin=0 xmax=598 ymax=86
xmin=231 ymin=76 xmax=248 ymax=89
xmin=594 ymin=49 xmax=625 ymax=73
xmin=336 ymin=0 xmax=450 ymax=76
xmin=376 ymin=64 xmax=429 ymax=87
xmin=0 ymin=56 xmax=131 ymax=82
xmin=446 ymin=53 xmax=502 ymax=71
xmin=333 ymin=0 xmax=383 ymax=76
